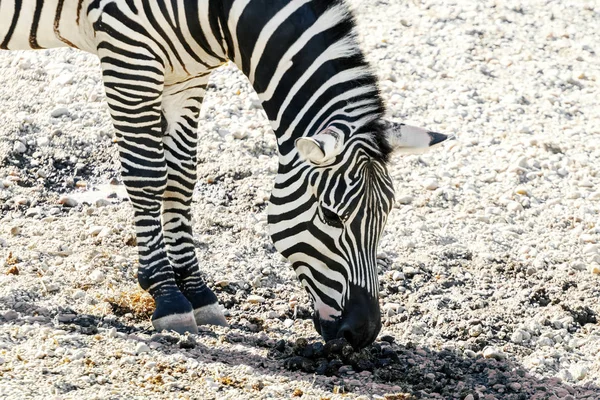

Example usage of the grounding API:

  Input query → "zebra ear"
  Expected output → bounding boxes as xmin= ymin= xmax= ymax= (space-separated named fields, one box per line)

xmin=296 ymin=129 xmax=343 ymax=164
xmin=386 ymin=122 xmax=454 ymax=154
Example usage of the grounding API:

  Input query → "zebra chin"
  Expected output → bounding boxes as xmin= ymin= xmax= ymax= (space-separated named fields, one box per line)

xmin=312 ymin=284 xmax=382 ymax=350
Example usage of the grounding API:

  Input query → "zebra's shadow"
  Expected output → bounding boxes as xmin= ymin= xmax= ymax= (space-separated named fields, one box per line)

xmin=0 ymin=310 xmax=599 ymax=398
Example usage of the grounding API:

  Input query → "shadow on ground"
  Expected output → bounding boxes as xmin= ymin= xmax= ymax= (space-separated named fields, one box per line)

xmin=0 ymin=306 xmax=598 ymax=400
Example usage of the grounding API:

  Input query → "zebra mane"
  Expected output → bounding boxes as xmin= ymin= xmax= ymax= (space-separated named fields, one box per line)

xmin=326 ymin=0 xmax=390 ymax=162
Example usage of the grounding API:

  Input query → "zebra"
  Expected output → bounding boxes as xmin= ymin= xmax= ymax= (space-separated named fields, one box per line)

xmin=1 ymin=0 xmax=451 ymax=349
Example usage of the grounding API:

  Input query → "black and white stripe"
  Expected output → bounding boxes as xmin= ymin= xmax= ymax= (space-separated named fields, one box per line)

xmin=1 ymin=0 xmax=451 ymax=348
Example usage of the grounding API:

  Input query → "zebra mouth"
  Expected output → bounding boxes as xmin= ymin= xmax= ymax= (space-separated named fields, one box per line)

xmin=312 ymin=285 xmax=382 ymax=349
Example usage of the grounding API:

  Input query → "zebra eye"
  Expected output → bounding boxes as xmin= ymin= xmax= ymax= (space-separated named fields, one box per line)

xmin=321 ymin=207 xmax=344 ymax=228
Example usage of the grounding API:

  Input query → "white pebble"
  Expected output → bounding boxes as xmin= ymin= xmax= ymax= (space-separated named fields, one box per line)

xmin=135 ymin=343 xmax=151 ymax=355
xmin=422 ymin=179 xmax=439 ymax=190
xmin=88 ymin=226 xmax=105 ymax=236
xmin=89 ymin=270 xmax=104 ymax=283
xmin=514 ymin=186 xmax=530 ymax=196
xmin=569 ymin=364 xmax=588 ymax=381
xmin=507 ymin=201 xmax=524 ymax=212
xmin=583 ymin=244 xmax=599 ymax=254
xmin=51 ymin=107 xmax=70 ymax=118
xmin=13 ymin=141 xmax=27 ymax=153
xmin=589 ymin=191 xmax=600 ymax=200
xmin=580 ymin=234 xmax=596 ymax=243
xmin=482 ymin=346 xmax=506 ymax=360
xmin=392 ymin=271 xmax=405 ymax=281
xmin=58 ymin=196 xmax=78 ymax=207
xmin=37 ymin=136 xmax=50 ymax=147
xmin=247 ymin=295 xmax=266 ymax=304
xmin=588 ymin=264 xmax=600 ymax=275
xmin=396 ymin=195 xmax=413 ymax=205
xmin=283 ymin=319 xmax=294 ymax=328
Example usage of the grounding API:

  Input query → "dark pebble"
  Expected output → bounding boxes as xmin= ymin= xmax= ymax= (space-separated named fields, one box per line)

xmin=341 ymin=344 xmax=354 ymax=359
xmin=178 ymin=336 xmax=197 ymax=349
xmin=325 ymin=359 xmax=344 ymax=376
xmin=323 ymin=338 xmax=348 ymax=356
xmin=380 ymin=335 xmax=395 ymax=344
xmin=301 ymin=345 xmax=314 ymax=358
xmin=274 ymin=339 xmax=286 ymax=352
xmin=284 ymin=356 xmax=315 ymax=373
xmin=311 ymin=342 xmax=324 ymax=358
xmin=315 ymin=360 xmax=328 ymax=375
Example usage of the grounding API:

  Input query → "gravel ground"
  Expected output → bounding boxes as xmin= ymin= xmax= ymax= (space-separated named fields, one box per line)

xmin=1 ymin=1 xmax=600 ymax=399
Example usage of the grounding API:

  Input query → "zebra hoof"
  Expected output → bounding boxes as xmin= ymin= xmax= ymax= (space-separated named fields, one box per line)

xmin=194 ymin=303 xmax=228 ymax=327
xmin=152 ymin=311 xmax=198 ymax=334
xmin=152 ymin=292 xmax=198 ymax=334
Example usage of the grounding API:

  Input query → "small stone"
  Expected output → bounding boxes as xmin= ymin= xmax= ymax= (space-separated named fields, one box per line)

xmin=583 ymin=244 xmax=599 ymax=254
xmin=247 ymin=295 xmax=266 ymax=304
xmin=383 ymin=303 xmax=403 ymax=316
xmin=482 ymin=346 xmax=506 ymax=360
xmin=510 ymin=329 xmax=530 ymax=344
xmin=58 ymin=196 xmax=78 ymax=207
xmin=25 ymin=207 xmax=42 ymax=217
xmin=396 ymin=195 xmax=413 ymax=205
xmin=88 ymin=226 xmax=105 ymax=236
xmin=3 ymin=310 xmax=18 ymax=321
xmin=135 ymin=343 xmax=151 ymax=355
xmin=178 ymin=335 xmax=197 ymax=349
xmin=580 ymin=234 xmax=596 ymax=243
xmin=507 ymin=201 xmax=524 ymax=212
xmin=514 ymin=186 xmax=530 ymax=196
xmin=508 ymin=382 xmax=522 ymax=391
xmin=51 ymin=107 xmax=70 ymax=118
xmin=588 ymin=264 xmax=600 ymax=275
xmin=37 ymin=136 xmax=50 ymax=147
xmin=569 ymin=364 xmax=588 ymax=381
xmin=95 ymin=199 xmax=111 ymax=207
xmin=89 ymin=270 xmax=104 ymax=283
xmin=423 ymin=179 xmax=439 ymax=190
xmin=578 ymin=180 xmax=594 ymax=188
xmin=13 ymin=141 xmax=26 ymax=153
xmin=57 ymin=313 xmax=76 ymax=322
xmin=392 ymin=271 xmax=404 ymax=281
xmin=283 ymin=319 xmax=294 ymax=328
xmin=232 ymin=130 xmax=248 ymax=140
xmin=402 ymin=266 xmax=420 ymax=278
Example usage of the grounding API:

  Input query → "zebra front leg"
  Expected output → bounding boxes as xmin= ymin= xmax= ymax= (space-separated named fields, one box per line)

xmin=161 ymin=78 xmax=227 ymax=327
xmin=99 ymin=55 xmax=197 ymax=334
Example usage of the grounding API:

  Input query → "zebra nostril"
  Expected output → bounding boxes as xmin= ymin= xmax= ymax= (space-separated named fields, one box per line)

xmin=337 ymin=324 xmax=357 ymax=346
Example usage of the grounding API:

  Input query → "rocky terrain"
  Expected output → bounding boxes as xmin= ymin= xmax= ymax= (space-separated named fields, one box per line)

xmin=1 ymin=0 xmax=599 ymax=399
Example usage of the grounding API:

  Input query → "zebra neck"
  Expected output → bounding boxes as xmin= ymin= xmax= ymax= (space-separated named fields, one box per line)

xmin=220 ymin=0 xmax=385 ymax=158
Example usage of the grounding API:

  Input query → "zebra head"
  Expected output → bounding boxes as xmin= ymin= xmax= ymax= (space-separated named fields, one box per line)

xmin=268 ymin=119 xmax=452 ymax=348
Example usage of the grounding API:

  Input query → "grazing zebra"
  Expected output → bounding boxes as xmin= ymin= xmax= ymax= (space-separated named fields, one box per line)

xmin=0 ymin=0 xmax=451 ymax=349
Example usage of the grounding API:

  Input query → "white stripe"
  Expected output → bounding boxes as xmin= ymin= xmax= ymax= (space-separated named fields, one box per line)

xmin=228 ymin=0 xmax=253 ymax=66
xmin=258 ymin=4 xmax=349 ymax=102
xmin=248 ymin=0 xmax=312 ymax=84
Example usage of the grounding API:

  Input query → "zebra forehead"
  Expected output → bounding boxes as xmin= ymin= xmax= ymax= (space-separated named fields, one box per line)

xmin=318 ymin=161 xmax=393 ymax=215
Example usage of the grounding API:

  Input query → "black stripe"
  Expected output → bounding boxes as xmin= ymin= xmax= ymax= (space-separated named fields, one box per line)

xmin=1 ymin=0 xmax=23 ymax=49
xmin=29 ymin=0 xmax=44 ymax=49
